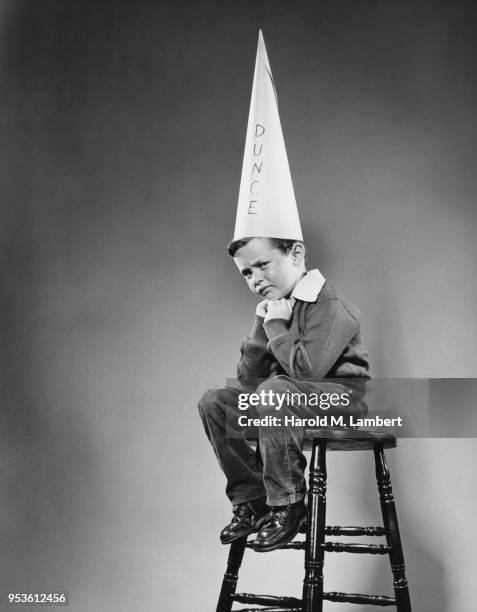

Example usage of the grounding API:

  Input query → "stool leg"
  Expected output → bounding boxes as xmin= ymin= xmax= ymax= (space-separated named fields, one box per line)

xmin=216 ymin=537 xmax=247 ymax=612
xmin=302 ymin=439 xmax=327 ymax=612
xmin=374 ymin=443 xmax=412 ymax=612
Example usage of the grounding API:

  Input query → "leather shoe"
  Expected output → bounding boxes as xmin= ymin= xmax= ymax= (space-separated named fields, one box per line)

xmin=220 ymin=497 xmax=268 ymax=544
xmin=252 ymin=500 xmax=306 ymax=552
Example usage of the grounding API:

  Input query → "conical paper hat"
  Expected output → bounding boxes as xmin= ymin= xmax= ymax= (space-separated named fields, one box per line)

xmin=234 ymin=30 xmax=303 ymax=241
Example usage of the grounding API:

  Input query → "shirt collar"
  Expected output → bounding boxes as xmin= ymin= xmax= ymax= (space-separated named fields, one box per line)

xmin=291 ymin=269 xmax=326 ymax=302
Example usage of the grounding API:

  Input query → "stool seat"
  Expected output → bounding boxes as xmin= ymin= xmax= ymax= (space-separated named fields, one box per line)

xmin=303 ymin=428 xmax=396 ymax=451
xmin=248 ymin=429 xmax=396 ymax=451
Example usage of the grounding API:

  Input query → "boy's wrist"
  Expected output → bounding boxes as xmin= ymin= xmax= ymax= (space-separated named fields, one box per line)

xmin=263 ymin=317 xmax=289 ymax=340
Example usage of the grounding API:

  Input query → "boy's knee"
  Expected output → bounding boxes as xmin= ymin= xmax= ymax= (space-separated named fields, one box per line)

xmin=198 ymin=387 xmax=230 ymax=419
xmin=198 ymin=388 xmax=218 ymax=417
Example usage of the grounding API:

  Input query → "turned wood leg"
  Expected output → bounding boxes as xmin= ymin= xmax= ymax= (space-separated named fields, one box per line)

xmin=374 ymin=443 xmax=412 ymax=612
xmin=302 ymin=439 xmax=327 ymax=612
xmin=216 ymin=537 xmax=247 ymax=612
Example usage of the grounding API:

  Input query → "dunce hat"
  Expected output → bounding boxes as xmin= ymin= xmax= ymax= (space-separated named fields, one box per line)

xmin=234 ymin=30 xmax=303 ymax=242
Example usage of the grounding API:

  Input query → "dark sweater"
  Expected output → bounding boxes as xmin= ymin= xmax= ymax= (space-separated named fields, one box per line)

xmin=237 ymin=280 xmax=370 ymax=387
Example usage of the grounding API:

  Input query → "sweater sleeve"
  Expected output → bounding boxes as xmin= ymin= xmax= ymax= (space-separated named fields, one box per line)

xmin=237 ymin=315 xmax=275 ymax=385
xmin=263 ymin=300 xmax=359 ymax=381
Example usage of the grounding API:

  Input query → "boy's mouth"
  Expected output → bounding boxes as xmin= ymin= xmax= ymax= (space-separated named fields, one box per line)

xmin=258 ymin=286 xmax=272 ymax=296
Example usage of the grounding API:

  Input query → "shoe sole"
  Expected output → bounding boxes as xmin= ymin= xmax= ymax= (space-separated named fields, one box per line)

xmin=220 ymin=529 xmax=255 ymax=545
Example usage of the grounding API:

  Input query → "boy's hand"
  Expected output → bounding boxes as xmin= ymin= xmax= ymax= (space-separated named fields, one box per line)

xmin=256 ymin=300 xmax=269 ymax=318
xmin=264 ymin=298 xmax=295 ymax=322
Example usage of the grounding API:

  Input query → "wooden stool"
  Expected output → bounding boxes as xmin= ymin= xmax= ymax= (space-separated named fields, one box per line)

xmin=215 ymin=430 xmax=411 ymax=612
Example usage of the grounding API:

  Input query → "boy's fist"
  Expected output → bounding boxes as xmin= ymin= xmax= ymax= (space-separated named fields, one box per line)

xmin=255 ymin=300 xmax=269 ymax=318
xmin=264 ymin=298 xmax=295 ymax=322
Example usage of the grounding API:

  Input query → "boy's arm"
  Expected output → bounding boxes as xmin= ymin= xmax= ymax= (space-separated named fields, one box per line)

xmin=237 ymin=303 xmax=275 ymax=385
xmin=263 ymin=299 xmax=358 ymax=381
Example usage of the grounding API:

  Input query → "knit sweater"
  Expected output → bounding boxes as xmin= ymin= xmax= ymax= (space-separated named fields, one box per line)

xmin=237 ymin=278 xmax=370 ymax=388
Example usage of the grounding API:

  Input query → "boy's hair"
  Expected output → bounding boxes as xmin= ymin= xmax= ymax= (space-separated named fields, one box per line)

xmin=227 ymin=237 xmax=306 ymax=258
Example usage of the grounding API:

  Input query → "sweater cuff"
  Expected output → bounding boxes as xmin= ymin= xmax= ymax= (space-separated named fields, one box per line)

xmin=250 ymin=316 xmax=268 ymax=345
xmin=263 ymin=318 xmax=289 ymax=340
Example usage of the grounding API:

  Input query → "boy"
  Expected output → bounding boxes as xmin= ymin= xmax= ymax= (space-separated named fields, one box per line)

xmin=198 ymin=236 xmax=369 ymax=551
xmin=199 ymin=32 xmax=369 ymax=552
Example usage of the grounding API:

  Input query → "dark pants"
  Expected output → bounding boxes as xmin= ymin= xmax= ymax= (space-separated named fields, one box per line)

xmin=198 ymin=375 xmax=365 ymax=507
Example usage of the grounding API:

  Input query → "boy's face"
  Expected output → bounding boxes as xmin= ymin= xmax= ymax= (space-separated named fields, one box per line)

xmin=234 ymin=237 xmax=305 ymax=300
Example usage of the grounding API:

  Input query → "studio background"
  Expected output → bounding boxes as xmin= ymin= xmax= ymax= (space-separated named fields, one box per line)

xmin=1 ymin=1 xmax=476 ymax=611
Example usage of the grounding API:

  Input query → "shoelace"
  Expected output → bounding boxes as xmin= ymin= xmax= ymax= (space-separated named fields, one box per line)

xmin=231 ymin=504 xmax=251 ymax=525
xmin=259 ymin=507 xmax=290 ymax=527
xmin=272 ymin=508 xmax=289 ymax=526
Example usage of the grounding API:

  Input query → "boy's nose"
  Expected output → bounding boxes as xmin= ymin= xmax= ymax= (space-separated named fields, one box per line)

xmin=252 ymin=271 xmax=264 ymax=287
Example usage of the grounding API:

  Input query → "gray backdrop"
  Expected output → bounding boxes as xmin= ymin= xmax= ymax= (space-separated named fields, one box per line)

xmin=1 ymin=1 xmax=476 ymax=611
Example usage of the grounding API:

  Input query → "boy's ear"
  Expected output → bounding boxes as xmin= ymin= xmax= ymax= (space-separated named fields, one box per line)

xmin=291 ymin=242 xmax=306 ymax=263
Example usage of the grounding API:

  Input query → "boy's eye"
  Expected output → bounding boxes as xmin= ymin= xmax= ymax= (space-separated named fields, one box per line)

xmin=259 ymin=262 xmax=269 ymax=269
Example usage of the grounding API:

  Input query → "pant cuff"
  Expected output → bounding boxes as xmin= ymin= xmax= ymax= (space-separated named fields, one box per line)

xmin=230 ymin=490 xmax=267 ymax=506
xmin=267 ymin=491 xmax=306 ymax=506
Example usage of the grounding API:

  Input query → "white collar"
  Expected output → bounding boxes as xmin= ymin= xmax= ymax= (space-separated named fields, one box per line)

xmin=291 ymin=269 xmax=326 ymax=302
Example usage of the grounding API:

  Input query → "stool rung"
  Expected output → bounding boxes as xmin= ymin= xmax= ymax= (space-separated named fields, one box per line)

xmin=233 ymin=608 xmax=301 ymax=611
xmin=322 ymin=542 xmax=391 ymax=554
xmin=233 ymin=593 xmax=301 ymax=607
xmin=246 ymin=536 xmax=390 ymax=553
xmin=325 ymin=525 xmax=386 ymax=536
xmin=323 ymin=591 xmax=396 ymax=606
xmin=246 ymin=540 xmax=305 ymax=550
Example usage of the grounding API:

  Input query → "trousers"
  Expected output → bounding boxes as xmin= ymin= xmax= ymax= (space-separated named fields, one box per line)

xmin=198 ymin=375 xmax=366 ymax=507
